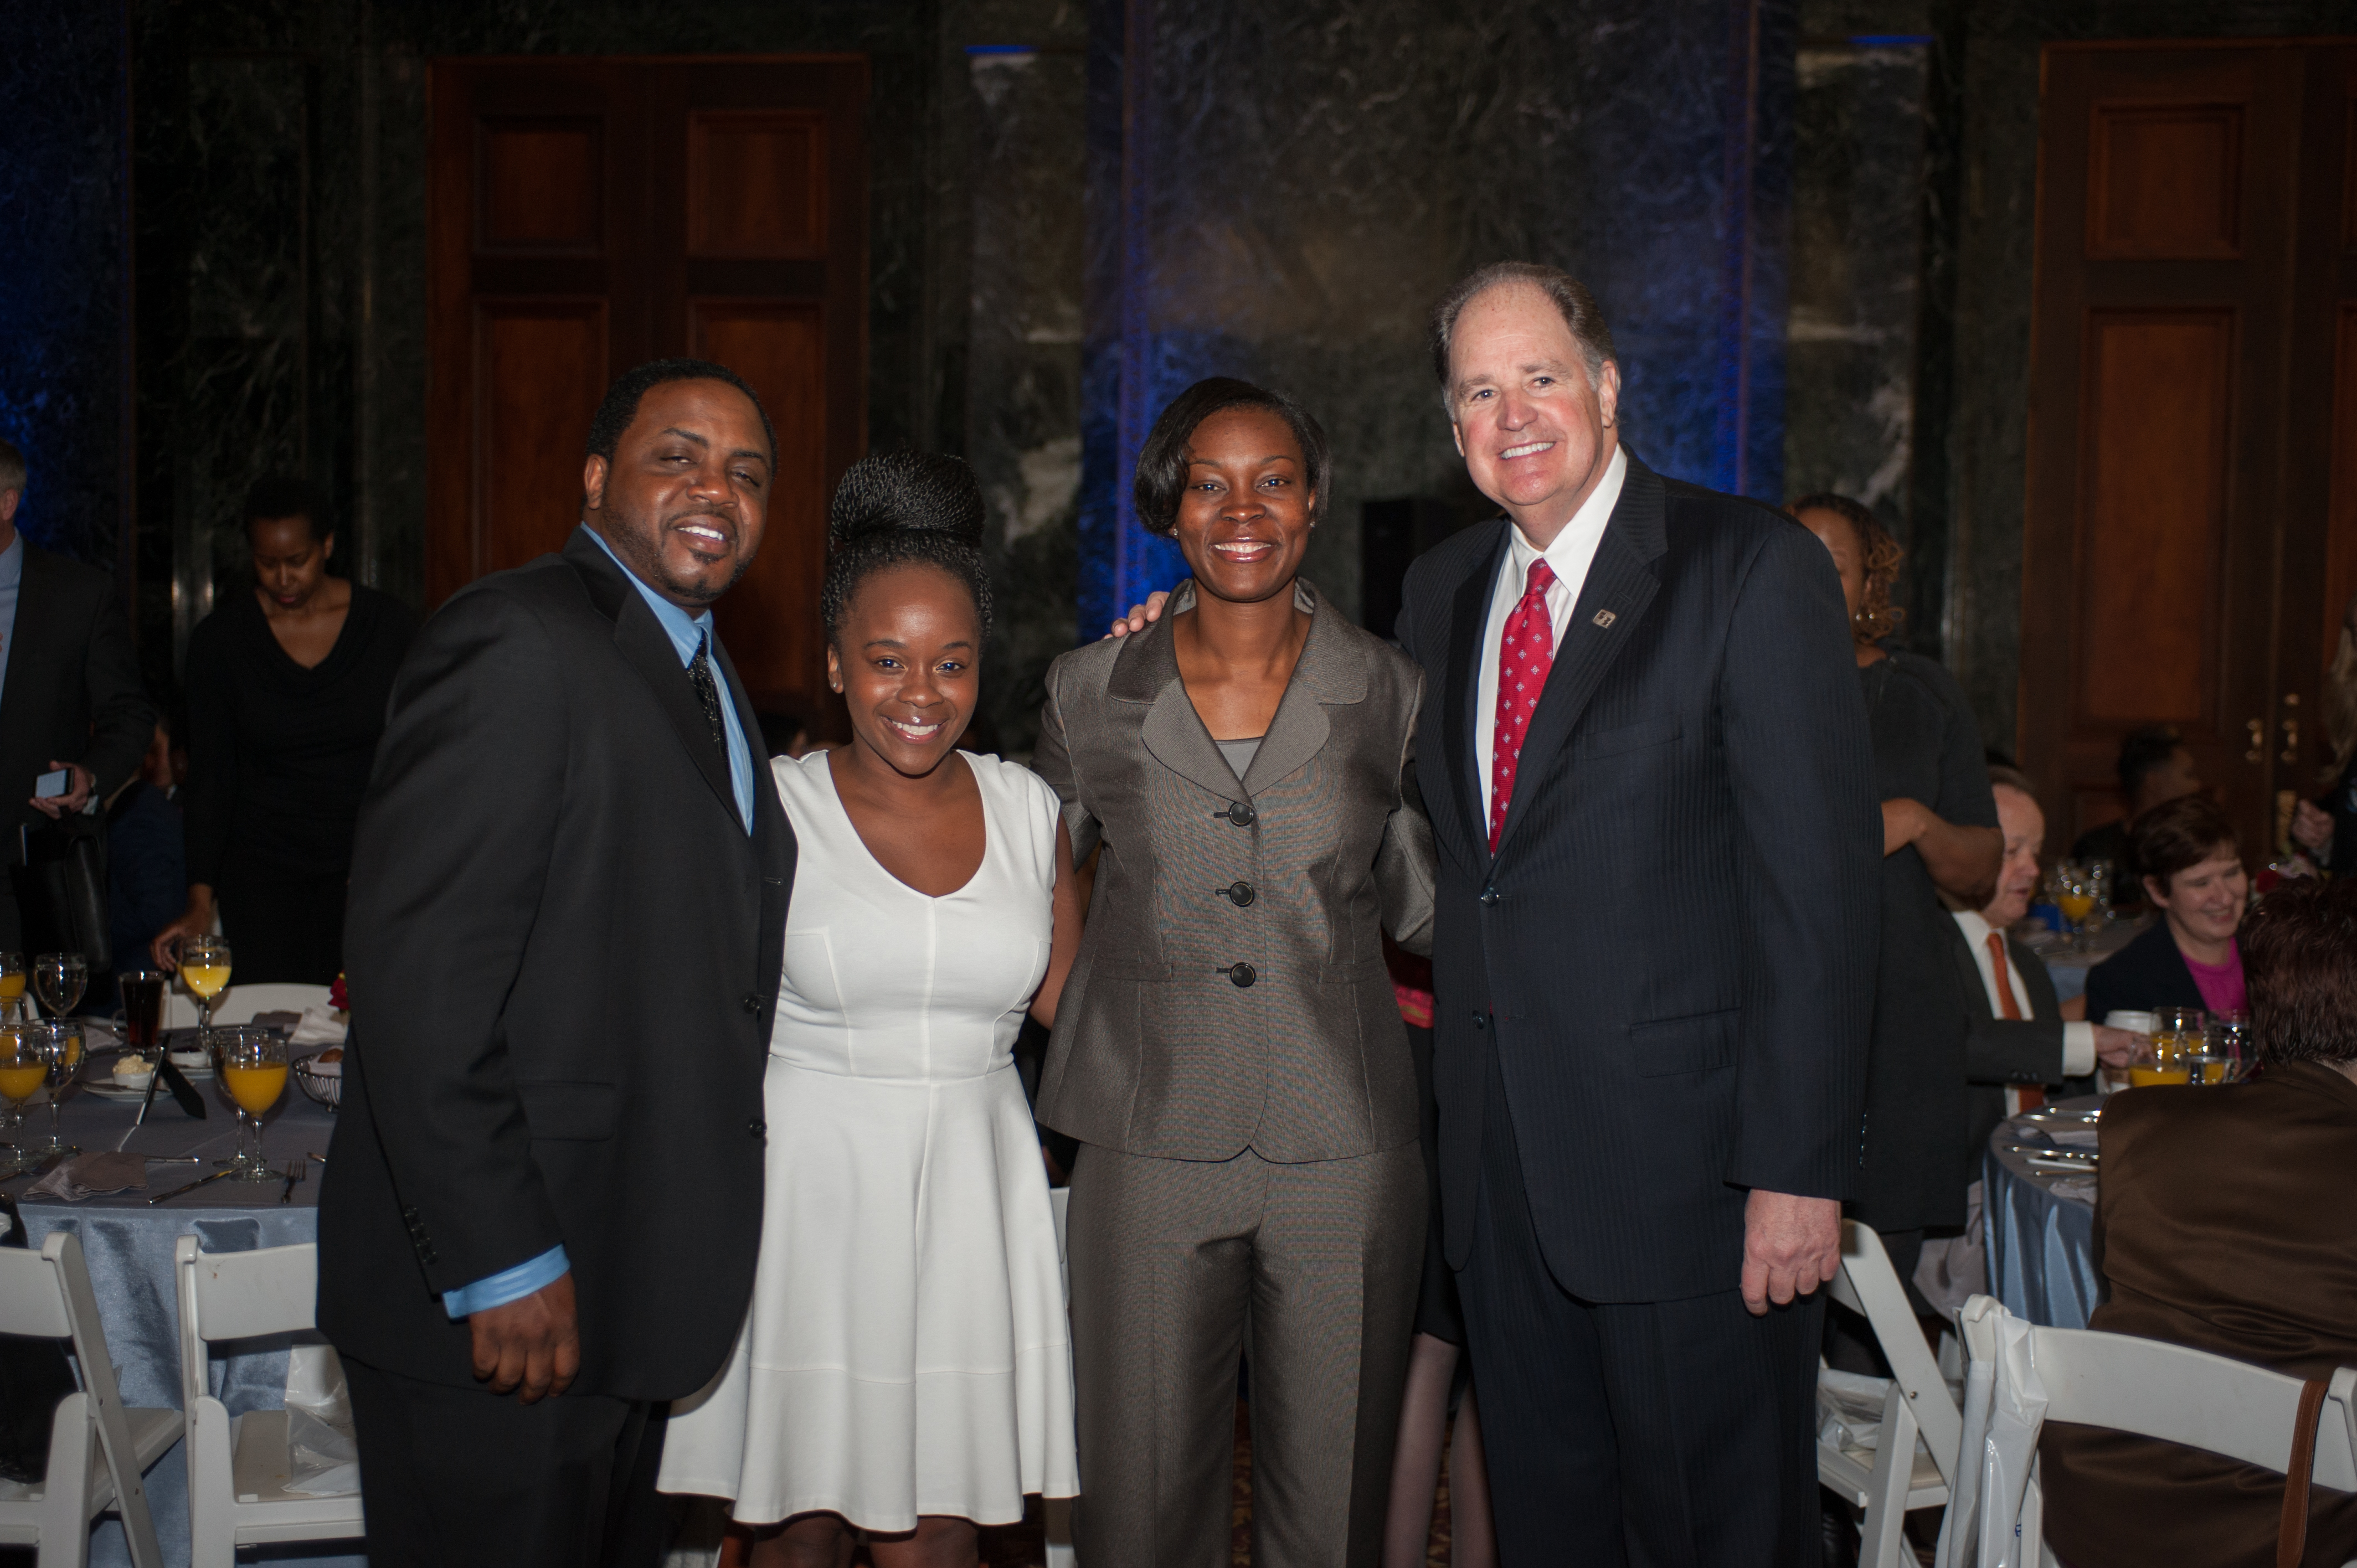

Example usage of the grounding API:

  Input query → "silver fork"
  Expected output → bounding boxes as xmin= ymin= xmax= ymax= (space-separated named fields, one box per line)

xmin=278 ymin=1157 xmax=308 ymax=1204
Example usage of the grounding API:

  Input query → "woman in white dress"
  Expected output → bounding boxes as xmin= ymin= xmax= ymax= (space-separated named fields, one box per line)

xmin=660 ymin=452 xmax=1083 ymax=1567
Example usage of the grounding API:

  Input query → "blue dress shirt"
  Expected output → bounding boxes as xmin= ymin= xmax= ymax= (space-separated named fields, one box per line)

xmin=442 ymin=526 xmax=759 ymax=1321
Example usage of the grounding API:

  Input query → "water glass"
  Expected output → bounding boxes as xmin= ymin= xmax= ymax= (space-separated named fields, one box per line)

xmin=32 ymin=953 xmax=86 ymax=1019
xmin=33 ymin=1018 xmax=84 ymax=1157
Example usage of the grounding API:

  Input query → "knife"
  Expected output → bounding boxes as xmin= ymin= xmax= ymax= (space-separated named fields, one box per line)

xmin=115 ymin=1061 xmax=167 ymax=1152
xmin=147 ymin=1165 xmax=236 ymax=1205
xmin=157 ymin=1056 xmax=207 ymax=1120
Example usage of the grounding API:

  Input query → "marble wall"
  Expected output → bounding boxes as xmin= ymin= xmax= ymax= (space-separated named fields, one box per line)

xmin=1078 ymin=0 xmax=1802 ymax=633
xmin=0 ymin=3 xmax=130 ymax=571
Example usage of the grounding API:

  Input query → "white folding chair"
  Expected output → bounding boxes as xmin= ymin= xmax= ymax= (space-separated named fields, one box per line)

xmin=1951 ymin=1293 xmax=2357 ymax=1568
xmin=203 ymin=983 xmax=334 ymax=1028
xmin=0 ymin=1231 xmax=178 ymax=1568
xmin=1045 ymin=1185 xmax=1075 ymax=1568
xmin=1818 ymin=1221 xmax=1963 ymax=1568
xmin=173 ymin=1237 xmax=364 ymax=1565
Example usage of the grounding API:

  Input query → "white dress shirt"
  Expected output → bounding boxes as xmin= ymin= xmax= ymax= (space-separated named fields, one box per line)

xmin=1475 ymin=445 xmax=1628 ymax=819
xmin=1951 ymin=908 xmax=2094 ymax=1078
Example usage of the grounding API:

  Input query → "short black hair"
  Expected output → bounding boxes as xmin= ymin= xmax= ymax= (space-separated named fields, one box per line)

xmin=1132 ymin=377 xmax=1331 ymax=539
xmin=2116 ymin=724 xmax=2188 ymax=800
xmin=242 ymin=475 xmax=332 ymax=541
xmin=585 ymin=358 xmax=777 ymax=471
xmin=821 ymin=451 xmax=992 ymax=643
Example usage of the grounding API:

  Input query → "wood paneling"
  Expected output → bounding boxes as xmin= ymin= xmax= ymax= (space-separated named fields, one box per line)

xmin=2088 ymin=104 xmax=2242 ymax=258
xmin=688 ymin=112 xmax=825 ymax=259
xmin=2076 ymin=311 xmax=2233 ymax=725
xmin=2328 ymin=306 xmax=2357 ymax=666
xmin=475 ymin=302 xmax=607 ymax=579
xmin=478 ymin=118 xmax=604 ymax=253
xmin=695 ymin=303 xmax=828 ymax=709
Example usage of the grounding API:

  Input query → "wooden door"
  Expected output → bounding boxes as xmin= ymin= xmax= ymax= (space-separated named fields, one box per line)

xmin=2020 ymin=42 xmax=2354 ymax=858
xmin=426 ymin=56 xmax=866 ymax=720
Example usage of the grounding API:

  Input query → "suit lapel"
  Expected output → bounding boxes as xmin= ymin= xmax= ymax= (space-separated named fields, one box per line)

xmin=0 ymin=548 xmax=63 ymax=741
xmin=1442 ymin=524 xmax=1509 ymax=855
xmin=562 ymin=529 xmax=742 ymax=826
xmin=1490 ymin=460 xmax=1668 ymax=863
xmin=1242 ymin=581 xmax=1360 ymax=793
xmin=1113 ymin=584 xmax=1243 ymax=801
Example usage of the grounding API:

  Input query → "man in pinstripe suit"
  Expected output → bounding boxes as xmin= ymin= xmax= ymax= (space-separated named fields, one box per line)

xmin=1394 ymin=264 xmax=1880 ymax=1565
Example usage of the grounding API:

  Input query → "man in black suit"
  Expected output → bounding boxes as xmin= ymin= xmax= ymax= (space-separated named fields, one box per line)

xmin=1393 ymin=264 xmax=1880 ymax=1565
xmin=0 ymin=437 xmax=156 ymax=954
xmin=317 ymin=361 xmax=796 ymax=1568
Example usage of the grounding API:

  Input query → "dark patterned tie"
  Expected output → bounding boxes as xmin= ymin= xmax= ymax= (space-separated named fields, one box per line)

xmin=687 ymin=630 xmax=725 ymax=752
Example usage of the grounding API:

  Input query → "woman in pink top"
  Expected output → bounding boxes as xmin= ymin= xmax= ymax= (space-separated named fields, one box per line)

xmin=2085 ymin=795 xmax=2248 ymax=1025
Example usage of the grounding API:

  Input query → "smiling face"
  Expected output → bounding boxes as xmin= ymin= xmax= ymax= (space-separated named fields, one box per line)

xmin=1170 ymin=405 xmax=1316 ymax=606
xmin=583 ymin=378 xmax=771 ymax=608
xmin=1445 ymin=282 xmax=1622 ymax=546
xmin=1985 ymin=786 xmax=2047 ymax=929
xmin=249 ymin=515 xmax=333 ymax=610
xmin=2147 ymin=845 xmax=2248 ymax=950
xmin=827 ymin=562 xmax=980 ymax=780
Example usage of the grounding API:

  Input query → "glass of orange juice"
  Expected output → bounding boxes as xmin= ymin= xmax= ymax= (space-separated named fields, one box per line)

xmin=219 ymin=1028 xmax=289 ymax=1179
xmin=0 ymin=953 xmax=23 ymax=1023
xmin=0 ymin=1022 xmax=42 ymax=1157
xmin=180 ymin=935 xmax=233 ymax=1033
xmin=2128 ymin=1005 xmax=2202 ymax=1087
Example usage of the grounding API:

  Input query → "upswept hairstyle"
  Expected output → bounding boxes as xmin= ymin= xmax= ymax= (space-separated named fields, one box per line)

xmin=2130 ymin=793 xmax=2239 ymax=896
xmin=584 ymin=358 xmax=777 ymax=471
xmin=821 ymin=451 xmax=992 ymax=642
xmin=2240 ymin=877 xmax=2357 ymax=1067
xmin=1131 ymin=378 xmax=1331 ymax=540
xmin=242 ymin=475 xmax=332 ymax=540
xmin=1428 ymin=261 xmax=1618 ymax=398
xmin=1789 ymin=492 xmax=1905 ymax=647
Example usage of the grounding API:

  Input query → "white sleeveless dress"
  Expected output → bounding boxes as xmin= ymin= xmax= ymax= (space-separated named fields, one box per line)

xmin=658 ymin=751 xmax=1079 ymax=1529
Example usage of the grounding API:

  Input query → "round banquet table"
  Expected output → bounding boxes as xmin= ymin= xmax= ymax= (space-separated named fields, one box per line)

xmin=1982 ymin=1096 xmax=2104 ymax=1329
xmin=9 ymin=1049 xmax=362 ymax=1568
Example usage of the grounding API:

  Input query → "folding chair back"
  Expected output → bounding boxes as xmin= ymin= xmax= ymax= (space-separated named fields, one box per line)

xmin=203 ymin=984 xmax=334 ymax=1028
xmin=1831 ymin=1221 xmax=1964 ymax=1487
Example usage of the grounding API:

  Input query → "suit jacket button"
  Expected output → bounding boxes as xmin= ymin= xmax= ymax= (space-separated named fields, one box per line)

xmin=1472 ymin=1013 xmax=1488 ymax=1030
xmin=748 ymin=1118 xmax=767 ymax=1138
xmin=743 ymin=993 xmax=763 ymax=1014
xmin=1223 ymin=963 xmax=1257 ymax=988
xmin=1222 ymin=881 xmax=1255 ymax=907
xmin=1224 ymin=801 xmax=1257 ymax=827
xmin=1479 ymin=885 xmax=1499 ymax=907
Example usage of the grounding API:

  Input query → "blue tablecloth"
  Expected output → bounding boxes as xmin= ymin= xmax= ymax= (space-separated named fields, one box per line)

xmin=13 ymin=1059 xmax=362 ymax=1567
xmin=1983 ymin=1101 xmax=2104 ymax=1329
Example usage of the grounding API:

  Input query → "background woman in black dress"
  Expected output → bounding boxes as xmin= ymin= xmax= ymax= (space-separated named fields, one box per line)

xmin=152 ymin=477 xmax=415 ymax=983
xmin=1791 ymin=494 xmax=2001 ymax=1308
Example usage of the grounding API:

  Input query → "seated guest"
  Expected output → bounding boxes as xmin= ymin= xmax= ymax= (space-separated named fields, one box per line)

xmin=2070 ymin=724 xmax=2201 ymax=900
xmin=152 ymin=478 xmax=415 ymax=983
xmin=2290 ymin=587 xmax=2354 ymax=876
xmin=2083 ymin=795 xmax=2247 ymax=1025
xmin=106 ymin=720 xmax=184 ymax=984
xmin=2040 ymin=877 xmax=2357 ymax=1568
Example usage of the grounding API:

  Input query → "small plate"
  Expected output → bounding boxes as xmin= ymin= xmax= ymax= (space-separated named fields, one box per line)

xmin=83 ymin=1080 xmax=163 ymax=1101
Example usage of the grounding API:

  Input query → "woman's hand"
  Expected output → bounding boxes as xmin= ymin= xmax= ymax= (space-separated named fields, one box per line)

xmin=150 ymin=885 xmax=218 ymax=969
xmin=2292 ymin=799 xmax=2335 ymax=857
xmin=1880 ymin=798 xmax=1928 ymax=857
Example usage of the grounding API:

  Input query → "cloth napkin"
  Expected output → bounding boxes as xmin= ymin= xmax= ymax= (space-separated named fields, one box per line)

xmin=290 ymin=1006 xmax=348 ymax=1046
xmin=28 ymin=1152 xmax=151 ymax=1201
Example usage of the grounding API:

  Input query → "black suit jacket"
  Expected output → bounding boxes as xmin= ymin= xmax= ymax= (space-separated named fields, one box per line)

xmin=1395 ymin=454 xmax=1880 ymax=1303
xmin=0 ymin=543 xmax=156 ymax=949
xmin=317 ymin=528 xmax=795 ymax=1401
xmin=1938 ymin=918 xmax=2076 ymax=1178
xmin=2081 ymin=919 xmax=2206 ymax=1027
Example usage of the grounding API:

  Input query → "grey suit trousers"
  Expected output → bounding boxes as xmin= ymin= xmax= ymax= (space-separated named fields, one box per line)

xmin=1067 ymin=1141 xmax=1425 ymax=1568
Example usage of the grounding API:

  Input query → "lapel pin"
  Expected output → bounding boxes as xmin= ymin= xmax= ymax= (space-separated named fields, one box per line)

xmin=1592 ymin=609 xmax=1617 ymax=628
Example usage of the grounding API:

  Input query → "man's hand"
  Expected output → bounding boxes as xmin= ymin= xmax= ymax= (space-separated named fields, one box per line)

xmin=27 ymin=761 xmax=94 ymax=819
xmin=2292 ymin=800 xmax=2334 ymax=858
xmin=1740 ymin=1189 xmax=1841 ymax=1316
xmin=1103 ymin=590 xmax=1171 ymax=639
xmin=468 ymin=1272 xmax=580 ymax=1404
xmin=2092 ymin=1025 xmax=2150 ymax=1069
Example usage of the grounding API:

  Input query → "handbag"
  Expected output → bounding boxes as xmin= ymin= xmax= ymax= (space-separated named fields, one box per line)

xmin=8 ymin=812 xmax=110 ymax=970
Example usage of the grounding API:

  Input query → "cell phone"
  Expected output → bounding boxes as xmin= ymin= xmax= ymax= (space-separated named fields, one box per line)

xmin=33 ymin=768 xmax=70 ymax=799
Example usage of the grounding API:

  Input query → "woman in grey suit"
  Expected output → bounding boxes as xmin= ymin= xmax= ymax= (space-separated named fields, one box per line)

xmin=1032 ymin=378 xmax=1437 ymax=1568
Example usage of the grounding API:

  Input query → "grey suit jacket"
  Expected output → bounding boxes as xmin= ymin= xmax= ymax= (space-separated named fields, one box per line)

xmin=1032 ymin=579 xmax=1437 ymax=1163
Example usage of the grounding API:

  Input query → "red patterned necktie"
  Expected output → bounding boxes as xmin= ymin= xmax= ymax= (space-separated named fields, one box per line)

xmin=1489 ymin=558 xmax=1558 ymax=851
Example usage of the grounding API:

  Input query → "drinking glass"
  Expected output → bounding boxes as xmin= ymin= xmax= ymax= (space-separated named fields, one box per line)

xmin=218 ymin=1028 xmax=288 ymax=1179
xmin=2086 ymin=858 xmax=2116 ymax=925
xmin=2055 ymin=863 xmax=2099 ymax=952
xmin=2132 ymin=1005 xmax=2205 ymax=1087
xmin=32 ymin=953 xmax=86 ymax=1019
xmin=117 ymin=969 xmax=166 ymax=1054
xmin=180 ymin=936 xmax=232 ymax=1033
xmin=0 ymin=953 xmax=23 ymax=1022
xmin=32 ymin=1018 xmax=84 ymax=1157
xmin=2207 ymin=1010 xmax=2251 ymax=1083
xmin=0 ymin=1023 xmax=43 ymax=1161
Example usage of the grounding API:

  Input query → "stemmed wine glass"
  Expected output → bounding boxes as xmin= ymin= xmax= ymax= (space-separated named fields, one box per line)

xmin=31 ymin=1017 xmax=84 ymax=1157
xmin=179 ymin=936 xmax=233 ymax=1033
xmin=0 ymin=1020 xmax=38 ymax=1156
xmin=0 ymin=953 xmax=23 ymax=1022
xmin=218 ymin=1028 xmax=288 ymax=1179
xmin=2054 ymin=863 xmax=2098 ymax=952
xmin=32 ymin=953 xmax=86 ymax=1019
